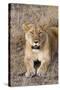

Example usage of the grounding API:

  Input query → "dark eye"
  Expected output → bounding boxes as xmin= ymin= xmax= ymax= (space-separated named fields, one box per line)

xmin=30 ymin=32 xmax=33 ymax=34
xmin=39 ymin=32 xmax=42 ymax=36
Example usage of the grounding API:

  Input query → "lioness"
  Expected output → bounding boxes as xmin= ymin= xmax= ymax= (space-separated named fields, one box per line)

xmin=22 ymin=22 xmax=58 ymax=77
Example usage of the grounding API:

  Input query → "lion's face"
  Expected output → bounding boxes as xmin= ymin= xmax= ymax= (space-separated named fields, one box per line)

xmin=23 ymin=23 xmax=47 ymax=51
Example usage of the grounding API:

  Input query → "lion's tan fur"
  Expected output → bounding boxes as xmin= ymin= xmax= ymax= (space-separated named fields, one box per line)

xmin=23 ymin=22 xmax=58 ymax=77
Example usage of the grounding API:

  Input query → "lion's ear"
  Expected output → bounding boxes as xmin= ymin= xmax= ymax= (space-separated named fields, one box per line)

xmin=22 ymin=22 xmax=34 ymax=33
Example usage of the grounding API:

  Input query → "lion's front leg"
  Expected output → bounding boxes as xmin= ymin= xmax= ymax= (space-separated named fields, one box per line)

xmin=24 ymin=58 xmax=35 ymax=77
xmin=37 ymin=60 xmax=50 ymax=76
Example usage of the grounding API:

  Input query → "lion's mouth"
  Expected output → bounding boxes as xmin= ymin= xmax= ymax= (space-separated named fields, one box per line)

xmin=32 ymin=45 xmax=40 ymax=49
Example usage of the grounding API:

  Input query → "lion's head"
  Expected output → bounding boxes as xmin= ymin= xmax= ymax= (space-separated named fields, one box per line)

xmin=22 ymin=22 xmax=48 ymax=51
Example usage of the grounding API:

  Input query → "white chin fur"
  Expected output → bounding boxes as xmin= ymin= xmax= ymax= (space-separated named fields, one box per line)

xmin=32 ymin=49 xmax=39 ymax=52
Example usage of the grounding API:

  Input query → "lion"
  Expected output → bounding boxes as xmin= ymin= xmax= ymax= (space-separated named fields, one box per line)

xmin=22 ymin=22 xmax=58 ymax=77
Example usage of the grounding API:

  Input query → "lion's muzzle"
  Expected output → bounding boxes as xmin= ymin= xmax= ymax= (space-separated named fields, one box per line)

xmin=32 ymin=45 xmax=40 ymax=49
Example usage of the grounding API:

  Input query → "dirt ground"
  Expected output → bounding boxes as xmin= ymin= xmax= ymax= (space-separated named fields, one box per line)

xmin=9 ymin=4 xmax=58 ymax=86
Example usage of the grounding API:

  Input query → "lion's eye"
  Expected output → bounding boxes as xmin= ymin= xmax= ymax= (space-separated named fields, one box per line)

xmin=39 ymin=32 xmax=42 ymax=36
xmin=30 ymin=32 xmax=33 ymax=34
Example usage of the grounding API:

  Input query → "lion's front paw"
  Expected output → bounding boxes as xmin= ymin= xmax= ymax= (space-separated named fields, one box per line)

xmin=37 ymin=67 xmax=47 ymax=77
xmin=25 ymin=69 xmax=35 ymax=78
xmin=25 ymin=72 xmax=30 ymax=77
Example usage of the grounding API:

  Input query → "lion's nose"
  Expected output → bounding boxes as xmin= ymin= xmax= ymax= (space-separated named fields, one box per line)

xmin=34 ymin=40 xmax=38 ymax=43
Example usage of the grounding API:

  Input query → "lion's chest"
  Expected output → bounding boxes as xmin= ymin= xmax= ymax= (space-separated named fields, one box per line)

xmin=31 ymin=50 xmax=43 ymax=61
xmin=32 ymin=49 xmax=49 ymax=62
